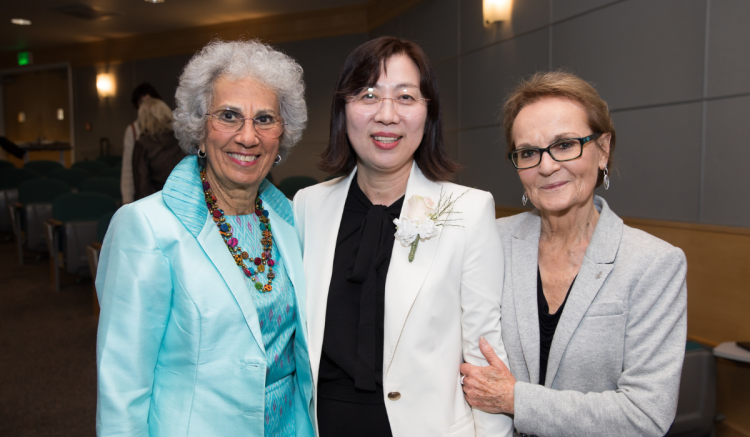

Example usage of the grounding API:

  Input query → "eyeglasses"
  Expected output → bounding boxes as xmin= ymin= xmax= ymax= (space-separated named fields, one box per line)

xmin=206 ymin=109 xmax=285 ymax=139
xmin=346 ymin=86 xmax=429 ymax=118
xmin=508 ymin=133 xmax=602 ymax=169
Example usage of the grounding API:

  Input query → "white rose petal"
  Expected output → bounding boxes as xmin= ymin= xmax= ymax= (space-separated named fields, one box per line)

xmin=405 ymin=195 xmax=435 ymax=221
xmin=417 ymin=218 xmax=439 ymax=240
xmin=393 ymin=218 xmax=418 ymax=245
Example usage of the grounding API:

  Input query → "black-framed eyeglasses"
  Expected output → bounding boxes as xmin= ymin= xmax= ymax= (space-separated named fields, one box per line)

xmin=206 ymin=109 xmax=286 ymax=139
xmin=508 ymin=133 xmax=602 ymax=169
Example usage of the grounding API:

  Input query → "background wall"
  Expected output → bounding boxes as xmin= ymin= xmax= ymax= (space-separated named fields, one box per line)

xmin=369 ymin=0 xmax=750 ymax=229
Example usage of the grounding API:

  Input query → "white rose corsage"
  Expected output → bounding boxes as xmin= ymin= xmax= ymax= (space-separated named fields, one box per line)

xmin=393 ymin=189 xmax=467 ymax=262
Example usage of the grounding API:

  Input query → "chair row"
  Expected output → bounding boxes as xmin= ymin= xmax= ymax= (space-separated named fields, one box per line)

xmin=0 ymin=157 xmax=122 ymax=177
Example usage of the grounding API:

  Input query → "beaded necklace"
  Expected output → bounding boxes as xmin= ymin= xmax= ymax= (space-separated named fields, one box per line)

xmin=201 ymin=168 xmax=276 ymax=293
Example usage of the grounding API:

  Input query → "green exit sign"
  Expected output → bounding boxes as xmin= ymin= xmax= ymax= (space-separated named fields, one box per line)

xmin=18 ymin=51 xmax=32 ymax=66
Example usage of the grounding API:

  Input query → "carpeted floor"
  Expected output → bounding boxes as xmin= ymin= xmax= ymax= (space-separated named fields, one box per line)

xmin=0 ymin=236 xmax=97 ymax=436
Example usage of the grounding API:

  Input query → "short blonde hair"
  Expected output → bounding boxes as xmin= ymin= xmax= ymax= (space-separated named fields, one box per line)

xmin=503 ymin=71 xmax=616 ymax=187
xmin=138 ymin=98 xmax=174 ymax=136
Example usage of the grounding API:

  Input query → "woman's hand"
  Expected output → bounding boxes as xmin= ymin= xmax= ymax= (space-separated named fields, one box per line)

xmin=460 ymin=337 xmax=516 ymax=415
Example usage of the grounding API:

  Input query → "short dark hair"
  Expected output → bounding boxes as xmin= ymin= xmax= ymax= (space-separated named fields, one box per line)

xmin=131 ymin=82 xmax=162 ymax=109
xmin=319 ymin=37 xmax=459 ymax=181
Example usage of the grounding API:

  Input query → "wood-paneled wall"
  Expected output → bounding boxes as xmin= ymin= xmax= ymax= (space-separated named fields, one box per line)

xmin=2 ymin=69 xmax=70 ymax=143
xmin=496 ymin=206 xmax=750 ymax=437
xmin=0 ymin=0 xmax=425 ymax=69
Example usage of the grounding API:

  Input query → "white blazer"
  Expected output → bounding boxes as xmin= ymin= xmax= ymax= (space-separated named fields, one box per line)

xmin=293 ymin=162 xmax=514 ymax=437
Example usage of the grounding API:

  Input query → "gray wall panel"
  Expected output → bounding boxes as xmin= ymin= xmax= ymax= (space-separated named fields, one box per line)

xmin=133 ymin=54 xmax=193 ymax=109
xmin=369 ymin=17 xmax=400 ymax=39
xmin=702 ymin=96 xmax=750 ymax=227
xmin=706 ymin=0 xmax=750 ymax=98
xmin=434 ymin=58 xmax=459 ymax=133
xmin=400 ymin=0 xmax=459 ymax=64
xmin=605 ymin=103 xmax=703 ymax=222
xmin=460 ymin=29 xmax=549 ymax=130
xmin=551 ymin=0 xmax=622 ymax=21
xmin=552 ymin=0 xmax=706 ymax=110
xmin=458 ymin=126 xmax=524 ymax=206
xmin=460 ymin=0 xmax=549 ymax=54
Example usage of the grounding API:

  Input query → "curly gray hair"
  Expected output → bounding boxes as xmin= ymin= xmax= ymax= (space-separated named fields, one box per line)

xmin=173 ymin=39 xmax=307 ymax=161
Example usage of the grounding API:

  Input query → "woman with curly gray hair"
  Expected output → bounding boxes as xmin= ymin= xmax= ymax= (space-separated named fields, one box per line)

xmin=95 ymin=39 xmax=315 ymax=437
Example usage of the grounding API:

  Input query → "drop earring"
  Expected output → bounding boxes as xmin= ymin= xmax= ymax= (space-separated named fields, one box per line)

xmin=522 ymin=192 xmax=528 ymax=206
xmin=603 ymin=167 xmax=610 ymax=190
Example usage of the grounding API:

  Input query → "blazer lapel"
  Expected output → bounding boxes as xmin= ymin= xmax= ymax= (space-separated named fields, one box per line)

xmin=305 ymin=171 xmax=356 ymax=383
xmin=383 ymin=162 xmax=443 ymax=375
xmin=197 ymin=215 xmax=265 ymax=354
xmin=511 ymin=211 xmax=542 ymax=384
xmin=544 ymin=196 xmax=622 ymax=386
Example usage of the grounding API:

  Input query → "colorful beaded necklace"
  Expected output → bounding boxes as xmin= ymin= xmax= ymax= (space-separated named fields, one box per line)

xmin=200 ymin=168 xmax=276 ymax=293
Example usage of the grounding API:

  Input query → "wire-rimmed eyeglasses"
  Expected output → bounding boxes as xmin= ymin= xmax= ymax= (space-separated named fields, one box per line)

xmin=508 ymin=133 xmax=602 ymax=169
xmin=345 ymin=86 xmax=429 ymax=118
xmin=206 ymin=109 xmax=286 ymax=139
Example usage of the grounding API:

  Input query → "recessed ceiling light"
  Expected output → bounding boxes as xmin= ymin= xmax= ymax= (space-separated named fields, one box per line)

xmin=144 ymin=0 xmax=165 ymax=3
xmin=11 ymin=19 xmax=32 ymax=25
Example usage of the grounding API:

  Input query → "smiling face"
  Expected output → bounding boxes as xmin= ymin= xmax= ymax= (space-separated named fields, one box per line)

xmin=513 ymin=96 xmax=610 ymax=214
xmin=201 ymin=76 xmax=280 ymax=197
xmin=345 ymin=54 xmax=427 ymax=177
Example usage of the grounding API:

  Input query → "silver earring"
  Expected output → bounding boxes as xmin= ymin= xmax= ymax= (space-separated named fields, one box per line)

xmin=522 ymin=193 xmax=528 ymax=206
xmin=273 ymin=155 xmax=281 ymax=166
xmin=603 ymin=167 xmax=610 ymax=190
xmin=197 ymin=149 xmax=206 ymax=158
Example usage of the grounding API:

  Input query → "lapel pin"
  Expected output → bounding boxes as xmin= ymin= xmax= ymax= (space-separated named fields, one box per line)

xmin=595 ymin=271 xmax=602 ymax=279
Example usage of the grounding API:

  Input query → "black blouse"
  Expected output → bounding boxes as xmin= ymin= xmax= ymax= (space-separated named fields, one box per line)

xmin=317 ymin=180 xmax=404 ymax=404
xmin=537 ymin=267 xmax=575 ymax=386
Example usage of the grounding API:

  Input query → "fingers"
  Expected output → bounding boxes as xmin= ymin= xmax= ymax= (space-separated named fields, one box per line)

xmin=479 ymin=336 xmax=504 ymax=369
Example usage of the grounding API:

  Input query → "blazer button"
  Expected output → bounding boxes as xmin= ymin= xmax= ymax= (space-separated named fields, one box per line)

xmin=387 ymin=391 xmax=401 ymax=401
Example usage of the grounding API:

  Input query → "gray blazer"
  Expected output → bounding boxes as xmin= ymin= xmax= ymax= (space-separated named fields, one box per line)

xmin=497 ymin=196 xmax=687 ymax=437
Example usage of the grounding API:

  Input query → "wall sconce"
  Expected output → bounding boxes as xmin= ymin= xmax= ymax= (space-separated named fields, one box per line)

xmin=96 ymin=73 xmax=116 ymax=98
xmin=484 ymin=0 xmax=512 ymax=26
xmin=18 ymin=112 xmax=26 ymax=123
xmin=57 ymin=108 xmax=65 ymax=121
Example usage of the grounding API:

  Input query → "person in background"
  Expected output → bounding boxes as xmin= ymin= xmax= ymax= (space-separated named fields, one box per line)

xmin=131 ymin=98 xmax=185 ymax=200
xmin=460 ymin=71 xmax=687 ymax=437
xmin=121 ymin=82 xmax=161 ymax=203
xmin=96 ymin=40 xmax=314 ymax=437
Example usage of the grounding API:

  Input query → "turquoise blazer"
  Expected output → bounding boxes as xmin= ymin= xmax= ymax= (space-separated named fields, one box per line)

xmin=96 ymin=156 xmax=315 ymax=437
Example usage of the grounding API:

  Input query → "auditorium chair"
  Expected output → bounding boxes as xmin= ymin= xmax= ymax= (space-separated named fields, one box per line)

xmin=45 ymin=192 xmax=117 ymax=291
xmin=0 ymin=168 xmax=39 ymax=234
xmin=23 ymin=160 xmax=64 ymax=176
xmin=47 ymin=168 xmax=92 ymax=190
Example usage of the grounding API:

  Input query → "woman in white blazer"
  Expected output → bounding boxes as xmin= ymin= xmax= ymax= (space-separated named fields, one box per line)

xmin=460 ymin=71 xmax=688 ymax=436
xmin=293 ymin=37 xmax=514 ymax=437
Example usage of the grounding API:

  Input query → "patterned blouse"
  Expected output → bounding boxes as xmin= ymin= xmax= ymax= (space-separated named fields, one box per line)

xmin=227 ymin=213 xmax=297 ymax=437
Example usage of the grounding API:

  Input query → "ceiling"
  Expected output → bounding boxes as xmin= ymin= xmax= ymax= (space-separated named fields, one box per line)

xmin=1 ymin=0 xmax=368 ymax=52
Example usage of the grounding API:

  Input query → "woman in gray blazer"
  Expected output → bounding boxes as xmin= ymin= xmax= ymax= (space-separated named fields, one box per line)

xmin=460 ymin=71 xmax=688 ymax=437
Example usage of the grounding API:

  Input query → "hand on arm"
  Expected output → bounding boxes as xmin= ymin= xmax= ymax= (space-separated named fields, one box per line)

xmin=461 ymin=337 xmax=517 ymax=415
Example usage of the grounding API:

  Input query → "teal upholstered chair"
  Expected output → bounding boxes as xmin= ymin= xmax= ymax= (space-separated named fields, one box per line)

xmin=46 ymin=192 xmax=117 ymax=291
xmin=0 ymin=160 xmax=16 ymax=170
xmin=24 ymin=160 xmax=64 ymax=176
xmin=97 ymin=155 xmax=123 ymax=168
xmin=47 ymin=168 xmax=92 ymax=190
xmin=0 ymin=168 xmax=40 ymax=234
xmin=80 ymin=177 xmax=122 ymax=204
xmin=277 ymin=176 xmax=318 ymax=199
xmin=99 ymin=167 xmax=121 ymax=180
xmin=11 ymin=179 xmax=72 ymax=264
xmin=72 ymin=159 xmax=109 ymax=176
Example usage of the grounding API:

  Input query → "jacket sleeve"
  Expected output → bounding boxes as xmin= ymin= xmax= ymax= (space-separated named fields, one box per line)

xmin=513 ymin=246 xmax=688 ymax=437
xmin=292 ymin=190 xmax=307 ymax=251
xmin=95 ymin=204 xmax=173 ymax=437
xmin=459 ymin=191 xmax=514 ymax=437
